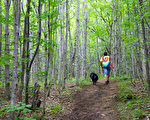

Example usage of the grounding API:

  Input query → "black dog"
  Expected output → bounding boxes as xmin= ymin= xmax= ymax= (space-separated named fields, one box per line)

xmin=90 ymin=73 xmax=98 ymax=85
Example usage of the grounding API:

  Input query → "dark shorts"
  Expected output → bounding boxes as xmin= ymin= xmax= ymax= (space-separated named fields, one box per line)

xmin=104 ymin=67 xmax=111 ymax=75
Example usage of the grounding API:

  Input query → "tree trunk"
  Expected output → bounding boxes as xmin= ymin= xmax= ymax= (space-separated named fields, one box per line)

xmin=75 ymin=0 xmax=80 ymax=85
xmin=4 ymin=0 xmax=11 ymax=100
xmin=81 ymin=0 xmax=87 ymax=79
xmin=0 ymin=0 xmax=2 ymax=81
xmin=47 ymin=0 xmax=52 ymax=96
xmin=68 ymin=12 xmax=73 ymax=78
xmin=10 ymin=0 xmax=21 ymax=119
xmin=58 ymin=4 xmax=63 ymax=89
xmin=138 ymin=0 xmax=150 ymax=95
xmin=34 ymin=52 xmax=39 ymax=84
xmin=62 ymin=0 xmax=69 ymax=89
xmin=43 ymin=2 xmax=48 ymax=115
xmin=25 ymin=0 xmax=42 ymax=104
xmin=23 ymin=0 xmax=30 ymax=104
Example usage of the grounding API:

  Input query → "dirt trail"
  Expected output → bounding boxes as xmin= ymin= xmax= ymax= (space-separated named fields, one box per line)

xmin=62 ymin=80 xmax=119 ymax=120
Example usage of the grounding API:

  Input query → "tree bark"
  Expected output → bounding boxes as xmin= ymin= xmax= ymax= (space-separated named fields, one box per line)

xmin=75 ymin=0 xmax=80 ymax=85
xmin=4 ymin=0 xmax=11 ymax=100
xmin=0 ymin=0 xmax=2 ymax=81
xmin=81 ymin=0 xmax=87 ymax=79
xmin=43 ymin=2 xmax=48 ymax=115
xmin=138 ymin=0 xmax=150 ymax=95
xmin=58 ymin=4 xmax=63 ymax=89
xmin=10 ymin=0 xmax=21 ymax=119
xmin=25 ymin=0 xmax=42 ymax=104
xmin=62 ymin=0 xmax=69 ymax=89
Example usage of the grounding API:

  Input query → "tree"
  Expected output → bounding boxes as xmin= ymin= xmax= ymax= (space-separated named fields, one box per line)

xmin=0 ymin=0 xmax=2 ymax=81
xmin=138 ymin=0 xmax=150 ymax=95
xmin=81 ymin=0 xmax=87 ymax=79
xmin=75 ymin=0 xmax=80 ymax=85
xmin=10 ymin=0 xmax=21 ymax=119
xmin=58 ymin=3 xmax=64 ymax=89
xmin=4 ymin=0 xmax=11 ymax=100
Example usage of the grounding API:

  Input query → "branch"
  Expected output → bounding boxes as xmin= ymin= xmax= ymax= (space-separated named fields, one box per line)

xmin=89 ymin=1 xmax=107 ymax=23
xmin=28 ymin=44 xmax=39 ymax=70
xmin=88 ymin=26 xmax=105 ymax=41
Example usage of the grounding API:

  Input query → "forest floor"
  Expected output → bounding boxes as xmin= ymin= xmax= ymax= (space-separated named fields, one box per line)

xmin=50 ymin=80 xmax=120 ymax=120
xmin=0 ymin=80 xmax=120 ymax=120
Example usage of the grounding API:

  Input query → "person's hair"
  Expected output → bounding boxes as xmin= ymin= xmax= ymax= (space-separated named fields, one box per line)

xmin=104 ymin=52 xmax=107 ymax=56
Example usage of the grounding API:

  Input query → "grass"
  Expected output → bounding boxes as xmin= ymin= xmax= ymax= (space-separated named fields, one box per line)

xmin=116 ymin=77 xmax=150 ymax=120
xmin=66 ymin=77 xmax=91 ymax=86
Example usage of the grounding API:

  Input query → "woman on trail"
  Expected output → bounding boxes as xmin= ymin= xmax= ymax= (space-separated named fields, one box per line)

xmin=100 ymin=52 xmax=114 ymax=85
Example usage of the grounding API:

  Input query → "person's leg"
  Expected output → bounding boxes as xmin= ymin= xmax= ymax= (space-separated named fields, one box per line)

xmin=106 ymin=68 xmax=111 ymax=84
xmin=105 ymin=75 xmax=107 ymax=81
xmin=105 ymin=75 xmax=109 ymax=85
xmin=104 ymin=68 xmax=107 ymax=82
xmin=104 ymin=67 xmax=111 ymax=85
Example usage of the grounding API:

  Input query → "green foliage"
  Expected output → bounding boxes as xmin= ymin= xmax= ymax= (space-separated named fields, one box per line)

xmin=117 ymin=79 xmax=150 ymax=119
xmin=66 ymin=77 xmax=91 ymax=86
xmin=46 ymin=104 xmax=64 ymax=114
xmin=118 ymin=80 xmax=136 ymax=102
xmin=32 ymin=115 xmax=45 ymax=120
xmin=0 ymin=54 xmax=13 ymax=66
xmin=78 ymin=78 xmax=91 ymax=86
xmin=0 ymin=102 xmax=33 ymax=119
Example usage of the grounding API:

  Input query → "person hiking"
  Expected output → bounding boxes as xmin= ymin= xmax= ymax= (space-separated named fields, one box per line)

xmin=100 ymin=52 xmax=114 ymax=85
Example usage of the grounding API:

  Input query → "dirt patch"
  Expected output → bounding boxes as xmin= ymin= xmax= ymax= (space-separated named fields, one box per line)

xmin=62 ymin=80 xmax=119 ymax=120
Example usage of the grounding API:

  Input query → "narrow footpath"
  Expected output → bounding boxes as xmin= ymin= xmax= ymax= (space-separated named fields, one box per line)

xmin=62 ymin=80 xmax=119 ymax=120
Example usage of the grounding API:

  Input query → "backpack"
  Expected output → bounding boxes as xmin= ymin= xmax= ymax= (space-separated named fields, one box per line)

xmin=102 ymin=56 xmax=111 ymax=67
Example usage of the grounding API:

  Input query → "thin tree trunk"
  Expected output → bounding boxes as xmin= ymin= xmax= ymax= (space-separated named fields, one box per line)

xmin=4 ymin=0 xmax=11 ymax=100
xmin=76 ymin=0 xmax=80 ymax=85
xmin=25 ymin=0 xmax=42 ymax=104
xmin=34 ymin=52 xmax=39 ymax=84
xmin=10 ymin=0 xmax=21 ymax=119
xmin=62 ymin=0 xmax=69 ymax=89
xmin=0 ymin=0 xmax=2 ymax=81
xmin=81 ymin=0 xmax=87 ymax=79
xmin=43 ymin=2 xmax=48 ymax=115
xmin=68 ymin=11 xmax=73 ymax=78
xmin=47 ymin=0 xmax=52 ymax=96
xmin=19 ymin=0 xmax=30 ymax=102
xmin=23 ymin=0 xmax=31 ymax=104
xmin=58 ymin=4 xmax=63 ymax=90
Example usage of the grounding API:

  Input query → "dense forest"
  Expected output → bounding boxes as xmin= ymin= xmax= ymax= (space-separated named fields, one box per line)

xmin=0 ymin=0 xmax=150 ymax=119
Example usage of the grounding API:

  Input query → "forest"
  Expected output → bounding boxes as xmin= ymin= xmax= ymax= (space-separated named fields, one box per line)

xmin=0 ymin=0 xmax=150 ymax=119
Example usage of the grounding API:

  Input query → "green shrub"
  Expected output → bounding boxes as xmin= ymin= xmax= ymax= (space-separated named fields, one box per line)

xmin=47 ymin=104 xmax=64 ymax=114
xmin=0 ymin=102 xmax=33 ymax=120
xmin=117 ymin=79 xmax=150 ymax=120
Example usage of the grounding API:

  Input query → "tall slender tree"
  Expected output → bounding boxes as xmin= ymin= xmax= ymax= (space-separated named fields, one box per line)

xmin=25 ymin=0 xmax=42 ymax=104
xmin=10 ymin=0 xmax=21 ymax=119
xmin=43 ymin=2 xmax=48 ymax=115
xmin=58 ymin=3 xmax=63 ymax=89
xmin=75 ymin=0 xmax=80 ymax=85
xmin=0 ymin=0 xmax=2 ymax=81
xmin=81 ymin=0 xmax=87 ymax=79
xmin=4 ymin=0 xmax=11 ymax=99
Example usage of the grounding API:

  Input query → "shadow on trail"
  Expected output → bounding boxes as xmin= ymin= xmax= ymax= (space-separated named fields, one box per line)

xmin=62 ymin=80 xmax=119 ymax=120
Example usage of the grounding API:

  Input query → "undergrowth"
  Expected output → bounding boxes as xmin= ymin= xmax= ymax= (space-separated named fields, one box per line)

xmin=116 ymin=77 xmax=150 ymax=120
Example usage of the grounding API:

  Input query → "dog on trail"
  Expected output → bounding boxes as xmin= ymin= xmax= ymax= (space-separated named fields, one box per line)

xmin=90 ymin=73 xmax=98 ymax=85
